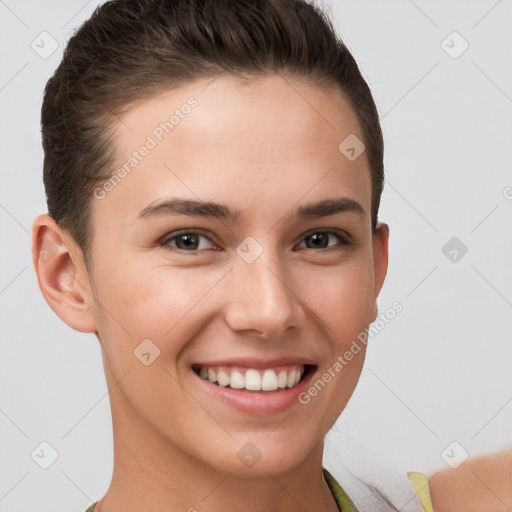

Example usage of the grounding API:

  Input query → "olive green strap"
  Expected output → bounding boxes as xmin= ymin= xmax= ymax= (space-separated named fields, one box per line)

xmin=407 ymin=472 xmax=434 ymax=512
xmin=323 ymin=467 xmax=360 ymax=511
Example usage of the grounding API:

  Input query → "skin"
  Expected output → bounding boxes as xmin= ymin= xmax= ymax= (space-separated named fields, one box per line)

xmin=32 ymin=74 xmax=389 ymax=512
xmin=429 ymin=450 xmax=512 ymax=512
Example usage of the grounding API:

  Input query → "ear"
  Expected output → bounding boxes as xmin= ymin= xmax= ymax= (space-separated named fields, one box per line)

xmin=369 ymin=222 xmax=389 ymax=323
xmin=31 ymin=214 xmax=97 ymax=333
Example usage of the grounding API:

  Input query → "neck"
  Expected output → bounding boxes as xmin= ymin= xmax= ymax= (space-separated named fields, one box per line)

xmin=95 ymin=384 xmax=339 ymax=512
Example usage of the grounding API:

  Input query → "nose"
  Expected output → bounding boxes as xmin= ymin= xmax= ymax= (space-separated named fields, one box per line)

xmin=223 ymin=248 xmax=303 ymax=339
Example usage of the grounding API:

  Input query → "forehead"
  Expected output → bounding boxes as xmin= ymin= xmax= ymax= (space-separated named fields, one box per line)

xmin=93 ymin=74 xmax=371 ymax=228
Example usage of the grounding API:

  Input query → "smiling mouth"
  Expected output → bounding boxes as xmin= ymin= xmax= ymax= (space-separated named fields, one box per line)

xmin=192 ymin=364 xmax=314 ymax=393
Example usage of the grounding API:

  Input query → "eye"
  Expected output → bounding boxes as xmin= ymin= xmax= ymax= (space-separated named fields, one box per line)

xmin=159 ymin=230 xmax=217 ymax=252
xmin=158 ymin=228 xmax=351 ymax=253
xmin=296 ymin=230 xmax=350 ymax=250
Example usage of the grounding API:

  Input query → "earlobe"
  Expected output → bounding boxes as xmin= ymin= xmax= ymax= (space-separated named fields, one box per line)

xmin=31 ymin=214 xmax=97 ymax=333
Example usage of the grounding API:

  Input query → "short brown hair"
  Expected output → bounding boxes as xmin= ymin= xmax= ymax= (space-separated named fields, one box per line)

xmin=41 ymin=0 xmax=384 ymax=271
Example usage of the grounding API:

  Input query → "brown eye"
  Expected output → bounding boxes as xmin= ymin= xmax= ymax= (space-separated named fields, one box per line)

xmin=297 ymin=230 xmax=350 ymax=250
xmin=160 ymin=231 xmax=216 ymax=252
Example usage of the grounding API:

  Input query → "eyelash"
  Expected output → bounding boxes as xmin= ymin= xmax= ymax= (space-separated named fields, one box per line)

xmin=158 ymin=228 xmax=352 ymax=253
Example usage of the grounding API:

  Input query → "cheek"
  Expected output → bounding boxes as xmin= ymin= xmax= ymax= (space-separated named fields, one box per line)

xmin=91 ymin=247 xmax=375 ymax=368
xmin=91 ymin=260 xmax=228 ymax=354
xmin=298 ymin=258 xmax=375 ymax=338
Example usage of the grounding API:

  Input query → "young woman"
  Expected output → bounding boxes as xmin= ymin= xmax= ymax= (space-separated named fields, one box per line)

xmin=32 ymin=1 xmax=510 ymax=511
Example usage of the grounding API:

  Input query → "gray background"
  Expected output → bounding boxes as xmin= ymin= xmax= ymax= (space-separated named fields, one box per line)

xmin=1 ymin=0 xmax=511 ymax=510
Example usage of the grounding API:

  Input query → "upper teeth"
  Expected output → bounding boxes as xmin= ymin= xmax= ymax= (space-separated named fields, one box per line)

xmin=195 ymin=365 xmax=305 ymax=391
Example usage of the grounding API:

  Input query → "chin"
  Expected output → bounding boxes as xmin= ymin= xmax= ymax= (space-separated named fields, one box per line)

xmin=199 ymin=433 xmax=322 ymax=478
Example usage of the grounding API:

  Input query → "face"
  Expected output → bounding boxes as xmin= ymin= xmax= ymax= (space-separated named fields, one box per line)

xmin=72 ymin=75 xmax=388 ymax=475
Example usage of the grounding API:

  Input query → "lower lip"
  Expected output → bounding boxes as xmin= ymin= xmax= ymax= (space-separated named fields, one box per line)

xmin=193 ymin=367 xmax=316 ymax=416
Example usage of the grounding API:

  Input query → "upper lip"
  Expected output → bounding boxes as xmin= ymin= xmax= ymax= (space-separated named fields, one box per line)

xmin=192 ymin=357 xmax=316 ymax=369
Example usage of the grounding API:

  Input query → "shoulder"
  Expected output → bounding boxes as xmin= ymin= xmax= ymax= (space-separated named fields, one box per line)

xmin=427 ymin=450 xmax=512 ymax=512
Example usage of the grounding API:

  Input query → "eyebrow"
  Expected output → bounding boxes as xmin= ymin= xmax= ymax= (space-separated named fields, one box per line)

xmin=137 ymin=196 xmax=366 ymax=222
